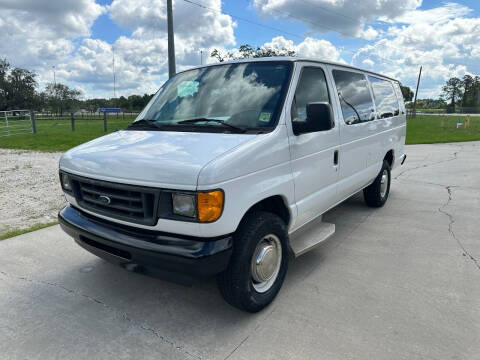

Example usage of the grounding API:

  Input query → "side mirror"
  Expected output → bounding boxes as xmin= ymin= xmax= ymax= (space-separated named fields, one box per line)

xmin=292 ymin=102 xmax=334 ymax=135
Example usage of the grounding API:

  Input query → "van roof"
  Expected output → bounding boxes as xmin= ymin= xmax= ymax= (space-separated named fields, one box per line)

xmin=186 ymin=57 xmax=399 ymax=83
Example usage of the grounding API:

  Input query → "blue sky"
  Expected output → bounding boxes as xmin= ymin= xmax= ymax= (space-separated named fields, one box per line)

xmin=1 ymin=0 xmax=479 ymax=99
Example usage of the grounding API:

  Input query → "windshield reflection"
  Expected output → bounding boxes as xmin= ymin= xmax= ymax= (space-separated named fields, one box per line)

xmin=134 ymin=62 xmax=292 ymax=133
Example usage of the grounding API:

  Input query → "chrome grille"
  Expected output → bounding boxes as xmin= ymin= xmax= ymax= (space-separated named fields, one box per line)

xmin=69 ymin=175 xmax=160 ymax=225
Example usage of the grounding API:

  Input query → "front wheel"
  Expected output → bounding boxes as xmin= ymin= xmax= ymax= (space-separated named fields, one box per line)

xmin=217 ymin=211 xmax=288 ymax=312
xmin=363 ymin=160 xmax=391 ymax=207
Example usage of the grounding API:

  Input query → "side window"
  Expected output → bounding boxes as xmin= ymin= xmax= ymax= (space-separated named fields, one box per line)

xmin=368 ymin=76 xmax=400 ymax=118
xmin=293 ymin=67 xmax=330 ymax=121
xmin=333 ymin=70 xmax=375 ymax=125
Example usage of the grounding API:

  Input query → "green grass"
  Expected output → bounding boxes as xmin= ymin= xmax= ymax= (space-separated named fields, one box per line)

xmin=1 ymin=114 xmax=480 ymax=151
xmin=406 ymin=115 xmax=480 ymax=144
xmin=0 ymin=221 xmax=59 ymax=241
xmin=0 ymin=115 xmax=135 ymax=152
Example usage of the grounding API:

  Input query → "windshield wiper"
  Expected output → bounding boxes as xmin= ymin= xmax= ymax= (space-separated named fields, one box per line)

xmin=127 ymin=119 xmax=163 ymax=130
xmin=177 ymin=118 xmax=247 ymax=133
xmin=338 ymin=92 xmax=362 ymax=124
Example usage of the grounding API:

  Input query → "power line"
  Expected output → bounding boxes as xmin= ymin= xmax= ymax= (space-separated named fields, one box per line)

xmin=182 ymin=0 xmax=305 ymax=40
xmin=181 ymin=0 xmax=398 ymax=66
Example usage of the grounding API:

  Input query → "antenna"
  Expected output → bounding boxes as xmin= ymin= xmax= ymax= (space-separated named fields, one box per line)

xmin=112 ymin=46 xmax=117 ymax=101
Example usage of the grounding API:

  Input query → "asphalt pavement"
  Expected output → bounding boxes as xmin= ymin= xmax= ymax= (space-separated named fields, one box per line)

xmin=1 ymin=141 xmax=479 ymax=360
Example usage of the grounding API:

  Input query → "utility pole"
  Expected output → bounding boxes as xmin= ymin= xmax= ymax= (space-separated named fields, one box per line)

xmin=167 ymin=0 xmax=176 ymax=78
xmin=52 ymin=65 xmax=57 ymax=115
xmin=412 ymin=66 xmax=422 ymax=119
xmin=112 ymin=45 xmax=117 ymax=101
xmin=200 ymin=50 xmax=203 ymax=65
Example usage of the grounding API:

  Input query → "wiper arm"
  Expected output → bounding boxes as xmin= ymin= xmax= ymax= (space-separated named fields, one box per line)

xmin=338 ymin=92 xmax=362 ymax=124
xmin=178 ymin=118 xmax=246 ymax=133
xmin=127 ymin=119 xmax=163 ymax=130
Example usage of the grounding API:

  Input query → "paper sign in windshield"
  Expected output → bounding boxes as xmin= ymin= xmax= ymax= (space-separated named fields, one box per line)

xmin=259 ymin=112 xmax=271 ymax=123
xmin=178 ymin=81 xmax=199 ymax=97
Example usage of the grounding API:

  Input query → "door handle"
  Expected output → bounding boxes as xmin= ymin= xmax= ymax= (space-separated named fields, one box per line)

xmin=333 ymin=150 xmax=339 ymax=166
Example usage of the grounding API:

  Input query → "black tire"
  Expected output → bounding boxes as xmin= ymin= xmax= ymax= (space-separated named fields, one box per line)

xmin=217 ymin=211 xmax=288 ymax=313
xmin=363 ymin=160 xmax=391 ymax=207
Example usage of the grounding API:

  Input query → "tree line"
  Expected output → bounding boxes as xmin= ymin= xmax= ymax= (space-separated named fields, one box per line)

xmin=0 ymin=58 xmax=154 ymax=113
xmin=442 ymin=75 xmax=480 ymax=112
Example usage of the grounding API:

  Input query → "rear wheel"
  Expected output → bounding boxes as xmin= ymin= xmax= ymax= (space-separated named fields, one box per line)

xmin=217 ymin=211 xmax=288 ymax=312
xmin=363 ymin=160 xmax=391 ymax=207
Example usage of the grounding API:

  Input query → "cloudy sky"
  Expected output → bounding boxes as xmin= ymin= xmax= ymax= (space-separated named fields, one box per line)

xmin=0 ymin=0 xmax=478 ymax=99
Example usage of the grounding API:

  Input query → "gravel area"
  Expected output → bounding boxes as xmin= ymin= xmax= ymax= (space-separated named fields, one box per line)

xmin=0 ymin=149 xmax=65 ymax=237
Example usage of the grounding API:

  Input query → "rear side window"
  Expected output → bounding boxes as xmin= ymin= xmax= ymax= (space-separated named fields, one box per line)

xmin=333 ymin=70 xmax=375 ymax=125
xmin=392 ymin=81 xmax=406 ymax=114
xmin=293 ymin=67 xmax=330 ymax=121
xmin=368 ymin=76 xmax=400 ymax=118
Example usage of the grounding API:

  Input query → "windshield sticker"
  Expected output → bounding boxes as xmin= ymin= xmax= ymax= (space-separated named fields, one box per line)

xmin=258 ymin=112 xmax=271 ymax=123
xmin=177 ymin=81 xmax=199 ymax=97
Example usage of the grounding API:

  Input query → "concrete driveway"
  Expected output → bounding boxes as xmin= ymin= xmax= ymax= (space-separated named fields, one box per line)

xmin=1 ymin=142 xmax=479 ymax=360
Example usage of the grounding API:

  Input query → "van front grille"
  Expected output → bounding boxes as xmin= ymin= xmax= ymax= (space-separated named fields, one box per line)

xmin=69 ymin=175 xmax=160 ymax=226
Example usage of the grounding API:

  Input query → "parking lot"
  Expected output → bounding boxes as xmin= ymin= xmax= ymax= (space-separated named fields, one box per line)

xmin=1 ymin=141 xmax=479 ymax=359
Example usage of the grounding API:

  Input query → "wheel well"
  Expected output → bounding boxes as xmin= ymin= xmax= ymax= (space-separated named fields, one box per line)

xmin=384 ymin=150 xmax=394 ymax=168
xmin=245 ymin=195 xmax=291 ymax=227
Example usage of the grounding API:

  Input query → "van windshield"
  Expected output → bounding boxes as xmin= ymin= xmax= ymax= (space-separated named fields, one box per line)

xmin=131 ymin=61 xmax=292 ymax=133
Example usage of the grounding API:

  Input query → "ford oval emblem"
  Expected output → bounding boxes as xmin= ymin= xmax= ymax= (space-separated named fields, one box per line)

xmin=98 ymin=195 xmax=111 ymax=205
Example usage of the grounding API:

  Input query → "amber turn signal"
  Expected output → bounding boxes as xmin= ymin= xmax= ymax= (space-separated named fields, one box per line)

xmin=197 ymin=190 xmax=224 ymax=222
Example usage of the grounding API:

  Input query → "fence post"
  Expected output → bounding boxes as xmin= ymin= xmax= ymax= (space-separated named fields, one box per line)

xmin=103 ymin=111 xmax=107 ymax=132
xmin=30 ymin=110 xmax=37 ymax=134
xmin=70 ymin=112 xmax=75 ymax=131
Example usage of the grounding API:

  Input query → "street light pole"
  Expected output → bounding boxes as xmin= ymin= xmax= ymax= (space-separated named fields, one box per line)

xmin=167 ymin=0 xmax=176 ymax=78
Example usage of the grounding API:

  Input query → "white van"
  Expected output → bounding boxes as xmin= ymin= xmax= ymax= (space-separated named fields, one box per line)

xmin=58 ymin=58 xmax=406 ymax=312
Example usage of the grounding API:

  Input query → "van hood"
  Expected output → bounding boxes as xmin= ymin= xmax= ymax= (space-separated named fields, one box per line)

xmin=60 ymin=130 xmax=255 ymax=188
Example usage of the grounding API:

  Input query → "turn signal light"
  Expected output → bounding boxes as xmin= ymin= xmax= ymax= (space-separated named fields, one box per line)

xmin=197 ymin=190 xmax=224 ymax=223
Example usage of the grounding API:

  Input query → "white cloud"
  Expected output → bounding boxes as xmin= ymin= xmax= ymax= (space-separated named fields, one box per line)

xmin=0 ymin=0 xmax=104 ymax=71
xmin=360 ymin=27 xmax=379 ymax=41
xmin=253 ymin=0 xmax=421 ymax=37
xmin=67 ymin=0 xmax=238 ymax=97
xmin=262 ymin=36 xmax=344 ymax=63
xmin=352 ymin=4 xmax=480 ymax=98
xmin=0 ymin=0 xmax=237 ymax=98
xmin=0 ymin=0 xmax=104 ymax=37
xmin=362 ymin=59 xmax=374 ymax=67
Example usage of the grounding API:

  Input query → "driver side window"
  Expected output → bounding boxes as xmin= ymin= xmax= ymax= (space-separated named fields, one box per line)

xmin=292 ymin=67 xmax=330 ymax=120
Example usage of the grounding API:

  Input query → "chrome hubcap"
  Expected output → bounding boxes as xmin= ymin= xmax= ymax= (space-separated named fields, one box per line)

xmin=380 ymin=169 xmax=389 ymax=198
xmin=251 ymin=234 xmax=282 ymax=293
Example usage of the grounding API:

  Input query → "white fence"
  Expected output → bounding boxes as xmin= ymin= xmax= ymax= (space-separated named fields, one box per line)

xmin=0 ymin=110 xmax=34 ymax=137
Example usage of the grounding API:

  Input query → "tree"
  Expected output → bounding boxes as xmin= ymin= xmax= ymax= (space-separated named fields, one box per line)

xmin=0 ymin=58 xmax=9 ymax=110
xmin=211 ymin=44 xmax=296 ymax=62
xmin=43 ymin=83 xmax=82 ymax=115
xmin=461 ymin=74 xmax=480 ymax=108
xmin=399 ymin=84 xmax=414 ymax=102
xmin=0 ymin=59 xmax=38 ymax=110
xmin=442 ymin=77 xmax=463 ymax=110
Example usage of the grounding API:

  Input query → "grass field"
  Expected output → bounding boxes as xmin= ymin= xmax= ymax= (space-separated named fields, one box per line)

xmin=0 ymin=114 xmax=479 ymax=152
xmin=406 ymin=115 xmax=480 ymax=144
xmin=0 ymin=115 xmax=135 ymax=152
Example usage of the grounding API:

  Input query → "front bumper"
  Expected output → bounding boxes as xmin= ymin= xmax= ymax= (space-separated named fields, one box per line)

xmin=58 ymin=205 xmax=233 ymax=277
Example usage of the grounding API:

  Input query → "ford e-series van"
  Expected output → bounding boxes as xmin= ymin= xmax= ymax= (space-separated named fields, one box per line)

xmin=58 ymin=58 xmax=406 ymax=312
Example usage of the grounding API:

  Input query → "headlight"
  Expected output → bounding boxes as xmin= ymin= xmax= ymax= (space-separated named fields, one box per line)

xmin=60 ymin=173 xmax=72 ymax=191
xmin=197 ymin=190 xmax=224 ymax=223
xmin=172 ymin=193 xmax=196 ymax=217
